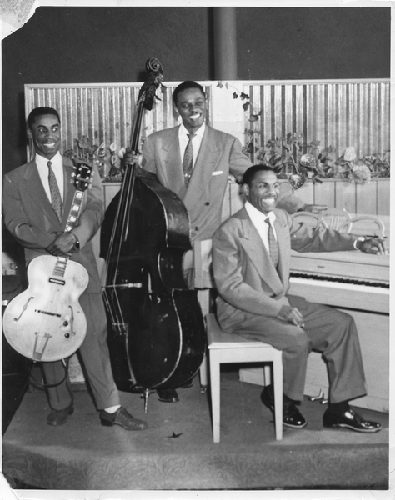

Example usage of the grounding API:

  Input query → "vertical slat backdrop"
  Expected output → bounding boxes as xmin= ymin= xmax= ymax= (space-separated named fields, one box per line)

xmin=25 ymin=83 xmax=214 ymax=161
xmin=243 ymin=80 xmax=390 ymax=162
xmin=25 ymin=80 xmax=389 ymax=215
xmin=26 ymin=80 xmax=389 ymax=161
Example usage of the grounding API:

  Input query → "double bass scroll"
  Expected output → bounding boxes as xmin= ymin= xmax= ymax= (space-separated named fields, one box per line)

xmin=101 ymin=59 xmax=206 ymax=403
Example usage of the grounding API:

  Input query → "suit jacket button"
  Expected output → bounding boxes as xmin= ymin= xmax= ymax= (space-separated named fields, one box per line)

xmin=205 ymin=202 xmax=209 ymax=206
xmin=195 ymin=226 xmax=199 ymax=231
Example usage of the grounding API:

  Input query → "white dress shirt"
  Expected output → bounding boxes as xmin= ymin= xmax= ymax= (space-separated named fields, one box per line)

xmin=178 ymin=122 xmax=205 ymax=168
xmin=36 ymin=151 xmax=64 ymax=202
xmin=245 ymin=201 xmax=277 ymax=253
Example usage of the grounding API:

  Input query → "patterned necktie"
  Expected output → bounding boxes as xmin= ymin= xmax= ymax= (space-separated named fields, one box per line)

xmin=47 ymin=161 xmax=63 ymax=222
xmin=264 ymin=218 xmax=279 ymax=268
xmin=182 ymin=133 xmax=196 ymax=187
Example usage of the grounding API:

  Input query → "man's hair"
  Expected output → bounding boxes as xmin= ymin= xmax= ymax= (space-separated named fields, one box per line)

xmin=173 ymin=81 xmax=205 ymax=106
xmin=27 ymin=107 xmax=60 ymax=129
xmin=242 ymin=164 xmax=277 ymax=187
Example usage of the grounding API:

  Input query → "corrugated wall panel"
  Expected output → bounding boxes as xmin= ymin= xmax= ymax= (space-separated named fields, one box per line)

xmin=25 ymin=80 xmax=389 ymax=173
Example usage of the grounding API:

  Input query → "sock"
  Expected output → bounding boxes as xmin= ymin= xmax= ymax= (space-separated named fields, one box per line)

xmin=104 ymin=404 xmax=121 ymax=414
xmin=328 ymin=401 xmax=349 ymax=414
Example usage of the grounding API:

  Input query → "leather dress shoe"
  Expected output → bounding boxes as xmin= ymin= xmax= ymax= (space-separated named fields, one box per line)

xmin=323 ymin=408 xmax=382 ymax=433
xmin=261 ymin=386 xmax=307 ymax=429
xmin=47 ymin=404 xmax=74 ymax=426
xmin=157 ymin=387 xmax=179 ymax=403
xmin=100 ymin=407 xmax=147 ymax=430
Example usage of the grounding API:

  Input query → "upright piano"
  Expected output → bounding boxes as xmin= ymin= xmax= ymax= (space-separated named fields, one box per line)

xmin=288 ymin=249 xmax=390 ymax=413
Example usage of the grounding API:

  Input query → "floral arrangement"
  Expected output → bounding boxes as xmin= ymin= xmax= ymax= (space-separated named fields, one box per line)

xmin=243 ymin=132 xmax=390 ymax=190
xmin=222 ymin=82 xmax=391 ymax=189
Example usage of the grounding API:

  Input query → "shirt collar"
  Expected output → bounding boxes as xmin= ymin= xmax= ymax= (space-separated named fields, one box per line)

xmin=245 ymin=201 xmax=276 ymax=224
xmin=35 ymin=151 xmax=62 ymax=168
xmin=179 ymin=122 xmax=205 ymax=139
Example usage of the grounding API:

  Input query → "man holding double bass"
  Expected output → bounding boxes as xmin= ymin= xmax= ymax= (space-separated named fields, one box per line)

xmin=124 ymin=80 xmax=325 ymax=404
xmin=3 ymin=106 xmax=147 ymax=431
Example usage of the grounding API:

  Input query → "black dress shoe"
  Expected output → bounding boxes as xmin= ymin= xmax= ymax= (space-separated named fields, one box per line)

xmin=261 ymin=386 xmax=307 ymax=429
xmin=157 ymin=387 xmax=179 ymax=403
xmin=47 ymin=404 xmax=74 ymax=426
xmin=323 ymin=408 xmax=382 ymax=433
xmin=100 ymin=407 xmax=148 ymax=430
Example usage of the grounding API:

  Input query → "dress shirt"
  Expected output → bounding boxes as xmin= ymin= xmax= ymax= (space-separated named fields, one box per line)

xmin=245 ymin=201 xmax=277 ymax=253
xmin=36 ymin=151 xmax=64 ymax=203
xmin=178 ymin=122 xmax=205 ymax=168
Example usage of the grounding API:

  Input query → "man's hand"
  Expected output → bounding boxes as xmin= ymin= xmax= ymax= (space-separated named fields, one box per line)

xmin=46 ymin=233 xmax=77 ymax=257
xmin=122 ymin=147 xmax=142 ymax=167
xmin=287 ymin=307 xmax=304 ymax=328
xmin=356 ymin=237 xmax=388 ymax=255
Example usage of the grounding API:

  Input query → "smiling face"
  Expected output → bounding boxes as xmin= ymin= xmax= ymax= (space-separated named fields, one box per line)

xmin=175 ymin=87 xmax=207 ymax=133
xmin=243 ymin=169 xmax=280 ymax=215
xmin=29 ymin=113 xmax=61 ymax=160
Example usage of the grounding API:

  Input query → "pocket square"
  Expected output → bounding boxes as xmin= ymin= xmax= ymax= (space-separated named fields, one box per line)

xmin=212 ymin=170 xmax=223 ymax=176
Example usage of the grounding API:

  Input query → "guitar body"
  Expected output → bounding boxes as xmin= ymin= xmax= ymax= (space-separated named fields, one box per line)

xmin=3 ymin=255 xmax=89 ymax=362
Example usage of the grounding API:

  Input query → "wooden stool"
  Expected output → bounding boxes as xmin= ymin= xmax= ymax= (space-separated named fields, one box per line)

xmin=207 ymin=313 xmax=283 ymax=443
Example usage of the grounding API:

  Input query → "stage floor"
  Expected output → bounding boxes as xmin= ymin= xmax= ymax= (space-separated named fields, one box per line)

xmin=2 ymin=370 xmax=389 ymax=491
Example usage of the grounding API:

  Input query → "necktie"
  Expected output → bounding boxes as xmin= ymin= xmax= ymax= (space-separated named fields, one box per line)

xmin=47 ymin=161 xmax=63 ymax=222
xmin=183 ymin=133 xmax=196 ymax=187
xmin=264 ymin=218 xmax=279 ymax=268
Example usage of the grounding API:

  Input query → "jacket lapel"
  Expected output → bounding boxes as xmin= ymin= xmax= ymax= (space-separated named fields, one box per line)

xmin=183 ymin=126 xmax=219 ymax=207
xmin=61 ymin=158 xmax=76 ymax=225
xmin=273 ymin=215 xmax=290 ymax=287
xmin=160 ymin=126 xmax=186 ymax=198
xmin=23 ymin=161 xmax=61 ymax=227
xmin=238 ymin=208 xmax=285 ymax=295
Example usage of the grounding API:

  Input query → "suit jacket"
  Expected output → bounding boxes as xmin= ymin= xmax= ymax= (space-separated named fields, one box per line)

xmin=141 ymin=124 xmax=251 ymax=243
xmin=2 ymin=156 xmax=103 ymax=293
xmin=212 ymin=206 xmax=356 ymax=331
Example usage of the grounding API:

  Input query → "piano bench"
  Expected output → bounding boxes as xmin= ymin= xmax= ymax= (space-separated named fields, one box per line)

xmin=207 ymin=313 xmax=283 ymax=443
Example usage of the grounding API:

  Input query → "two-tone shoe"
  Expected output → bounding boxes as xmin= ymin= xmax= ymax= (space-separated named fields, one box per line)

xmin=323 ymin=408 xmax=382 ymax=433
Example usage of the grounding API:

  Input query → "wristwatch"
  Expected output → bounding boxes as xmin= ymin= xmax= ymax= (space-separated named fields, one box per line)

xmin=71 ymin=233 xmax=80 ymax=251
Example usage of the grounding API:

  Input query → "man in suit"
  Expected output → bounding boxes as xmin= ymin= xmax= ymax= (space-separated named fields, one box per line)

xmin=212 ymin=164 xmax=384 ymax=432
xmin=2 ymin=107 xmax=147 ymax=431
xmin=133 ymin=80 xmax=326 ymax=403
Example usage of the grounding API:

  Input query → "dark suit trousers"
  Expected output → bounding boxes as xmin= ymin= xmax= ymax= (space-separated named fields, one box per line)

xmin=41 ymin=292 xmax=119 ymax=411
xmin=233 ymin=294 xmax=367 ymax=404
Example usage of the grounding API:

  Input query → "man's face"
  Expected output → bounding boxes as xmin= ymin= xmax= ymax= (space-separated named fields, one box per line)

xmin=29 ymin=114 xmax=61 ymax=160
xmin=175 ymin=87 xmax=207 ymax=132
xmin=243 ymin=169 xmax=280 ymax=215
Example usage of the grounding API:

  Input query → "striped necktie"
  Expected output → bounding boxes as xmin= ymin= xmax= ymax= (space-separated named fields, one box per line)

xmin=264 ymin=218 xmax=279 ymax=268
xmin=47 ymin=161 xmax=63 ymax=222
xmin=182 ymin=133 xmax=196 ymax=187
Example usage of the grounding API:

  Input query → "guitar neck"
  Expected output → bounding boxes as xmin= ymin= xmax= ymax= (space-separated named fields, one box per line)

xmin=64 ymin=190 xmax=85 ymax=233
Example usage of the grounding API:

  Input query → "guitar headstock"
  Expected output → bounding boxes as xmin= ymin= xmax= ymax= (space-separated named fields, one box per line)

xmin=71 ymin=159 xmax=93 ymax=192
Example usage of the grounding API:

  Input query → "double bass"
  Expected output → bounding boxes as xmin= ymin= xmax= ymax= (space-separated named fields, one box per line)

xmin=101 ymin=59 xmax=206 ymax=410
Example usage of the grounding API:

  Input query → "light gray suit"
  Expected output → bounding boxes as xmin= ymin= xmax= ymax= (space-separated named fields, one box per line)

xmin=3 ymin=157 xmax=119 ymax=410
xmin=142 ymin=124 xmax=251 ymax=243
xmin=212 ymin=207 xmax=367 ymax=403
